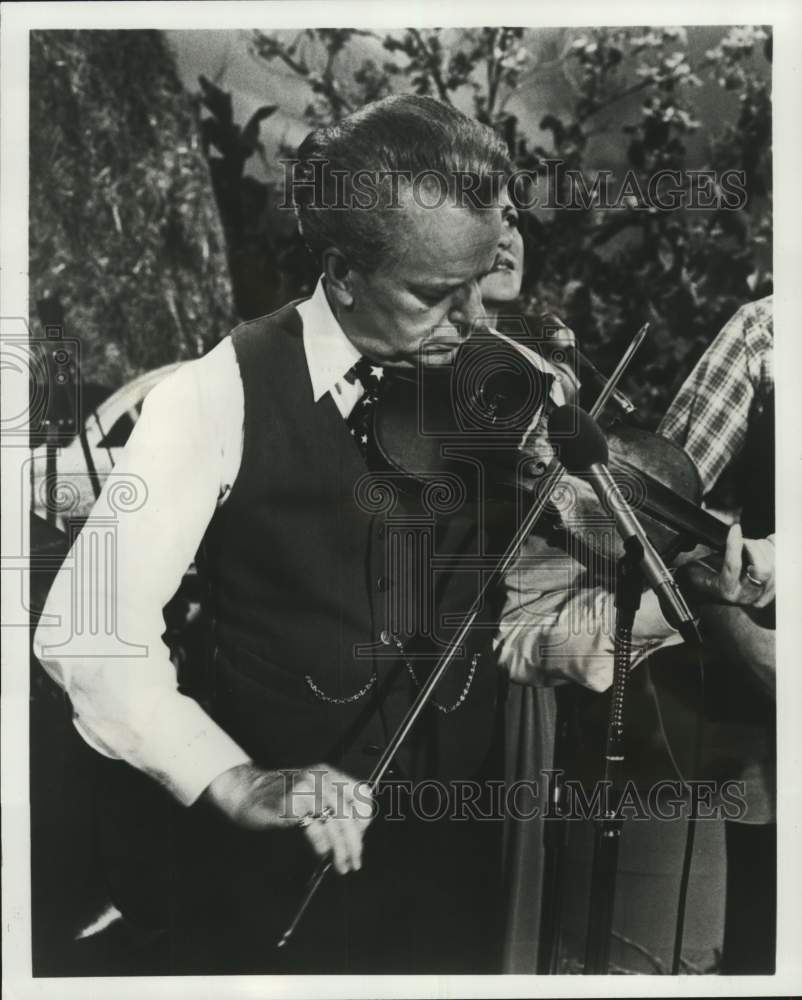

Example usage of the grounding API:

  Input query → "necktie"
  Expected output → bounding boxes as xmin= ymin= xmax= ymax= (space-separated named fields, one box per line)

xmin=345 ymin=356 xmax=386 ymax=459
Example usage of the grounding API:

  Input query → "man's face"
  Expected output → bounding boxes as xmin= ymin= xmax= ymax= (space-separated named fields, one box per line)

xmin=340 ymin=189 xmax=504 ymax=367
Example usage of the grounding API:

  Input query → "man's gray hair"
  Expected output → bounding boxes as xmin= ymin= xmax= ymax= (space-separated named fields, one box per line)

xmin=291 ymin=95 xmax=512 ymax=271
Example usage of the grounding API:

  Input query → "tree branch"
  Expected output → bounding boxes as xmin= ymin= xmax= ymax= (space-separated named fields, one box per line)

xmin=409 ymin=29 xmax=451 ymax=102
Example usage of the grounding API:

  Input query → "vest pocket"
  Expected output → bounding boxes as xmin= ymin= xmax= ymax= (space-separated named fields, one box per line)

xmin=213 ymin=641 xmax=314 ymax=702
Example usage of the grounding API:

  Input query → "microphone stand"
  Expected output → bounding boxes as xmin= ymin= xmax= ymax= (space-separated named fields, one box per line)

xmin=536 ymin=324 xmax=649 ymax=974
xmin=536 ymin=718 xmax=569 ymax=974
xmin=583 ymin=535 xmax=643 ymax=974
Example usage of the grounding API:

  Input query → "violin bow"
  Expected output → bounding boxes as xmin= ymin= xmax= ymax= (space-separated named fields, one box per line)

xmin=276 ymin=322 xmax=650 ymax=949
xmin=588 ymin=323 xmax=648 ymax=419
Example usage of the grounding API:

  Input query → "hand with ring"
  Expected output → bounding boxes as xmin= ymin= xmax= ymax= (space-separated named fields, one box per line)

xmin=291 ymin=768 xmax=374 ymax=874
xmin=298 ymin=804 xmax=335 ymax=828
xmin=201 ymin=762 xmax=374 ymax=875
xmin=676 ymin=525 xmax=775 ymax=610
xmin=716 ymin=524 xmax=775 ymax=608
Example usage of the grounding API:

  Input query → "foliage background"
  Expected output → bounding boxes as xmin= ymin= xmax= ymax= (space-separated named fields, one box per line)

xmin=29 ymin=30 xmax=234 ymax=389
xmin=29 ymin=25 xmax=772 ymax=427
xmin=222 ymin=25 xmax=773 ymax=426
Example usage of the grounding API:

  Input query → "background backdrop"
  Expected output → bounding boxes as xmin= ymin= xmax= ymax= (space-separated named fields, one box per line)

xmin=30 ymin=26 xmax=772 ymax=424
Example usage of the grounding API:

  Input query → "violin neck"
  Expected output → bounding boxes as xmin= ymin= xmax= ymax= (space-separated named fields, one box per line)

xmin=635 ymin=468 xmax=730 ymax=553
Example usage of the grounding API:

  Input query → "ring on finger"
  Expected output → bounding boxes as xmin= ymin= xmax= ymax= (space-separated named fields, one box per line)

xmin=317 ymin=805 xmax=335 ymax=825
xmin=745 ymin=569 xmax=767 ymax=588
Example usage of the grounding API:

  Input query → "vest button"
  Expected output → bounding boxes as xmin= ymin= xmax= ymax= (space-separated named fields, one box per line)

xmin=376 ymin=576 xmax=390 ymax=592
xmin=362 ymin=743 xmax=383 ymax=755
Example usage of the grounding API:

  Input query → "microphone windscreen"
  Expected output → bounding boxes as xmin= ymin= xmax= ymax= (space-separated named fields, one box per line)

xmin=547 ymin=405 xmax=609 ymax=470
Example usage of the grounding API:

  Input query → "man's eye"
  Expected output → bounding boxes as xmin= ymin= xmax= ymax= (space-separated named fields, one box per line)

xmin=417 ymin=289 xmax=447 ymax=305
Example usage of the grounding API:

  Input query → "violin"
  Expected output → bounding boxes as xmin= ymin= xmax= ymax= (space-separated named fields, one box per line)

xmin=373 ymin=333 xmax=553 ymax=493
xmin=375 ymin=331 xmax=769 ymax=573
xmin=373 ymin=333 xmax=725 ymax=559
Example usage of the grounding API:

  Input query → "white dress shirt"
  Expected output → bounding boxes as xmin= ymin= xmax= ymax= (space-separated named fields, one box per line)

xmin=34 ymin=280 xmax=366 ymax=806
xmin=34 ymin=278 xmax=676 ymax=806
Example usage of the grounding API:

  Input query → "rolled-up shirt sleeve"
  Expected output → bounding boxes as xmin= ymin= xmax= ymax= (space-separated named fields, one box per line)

xmin=496 ymin=530 xmax=683 ymax=692
xmin=657 ymin=298 xmax=772 ymax=495
xmin=33 ymin=340 xmax=251 ymax=806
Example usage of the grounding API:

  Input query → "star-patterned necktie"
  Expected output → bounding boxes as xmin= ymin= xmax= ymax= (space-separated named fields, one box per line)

xmin=344 ymin=356 xmax=386 ymax=459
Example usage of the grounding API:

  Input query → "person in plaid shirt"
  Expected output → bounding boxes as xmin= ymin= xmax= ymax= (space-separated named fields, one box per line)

xmin=660 ymin=294 xmax=776 ymax=974
xmin=659 ymin=296 xmax=774 ymax=495
xmin=659 ymin=296 xmax=775 ymax=610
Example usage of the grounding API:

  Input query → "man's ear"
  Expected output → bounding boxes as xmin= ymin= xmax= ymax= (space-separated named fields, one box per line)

xmin=322 ymin=248 xmax=355 ymax=309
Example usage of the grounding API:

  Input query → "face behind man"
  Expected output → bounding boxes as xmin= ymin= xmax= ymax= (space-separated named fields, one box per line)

xmin=479 ymin=195 xmax=525 ymax=309
xmin=325 ymin=185 xmax=504 ymax=367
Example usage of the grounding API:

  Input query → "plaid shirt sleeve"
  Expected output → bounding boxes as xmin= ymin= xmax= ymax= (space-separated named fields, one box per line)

xmin=658 ymin=296 xmax=774 ymax=495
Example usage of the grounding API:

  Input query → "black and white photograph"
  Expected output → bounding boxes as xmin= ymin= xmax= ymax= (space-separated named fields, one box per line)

xmin=2 ymin=2 xmax=801 ymax=997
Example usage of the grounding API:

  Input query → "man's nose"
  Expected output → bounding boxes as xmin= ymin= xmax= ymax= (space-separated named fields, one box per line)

xmin=448 ymin=281 xmax=488 ymax=337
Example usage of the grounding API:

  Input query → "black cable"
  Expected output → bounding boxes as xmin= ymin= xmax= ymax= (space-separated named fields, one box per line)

xmin=662 ymin=645 xmax=706 ymax=975
xmin=671 ymin=809 xmax=697 ymax=974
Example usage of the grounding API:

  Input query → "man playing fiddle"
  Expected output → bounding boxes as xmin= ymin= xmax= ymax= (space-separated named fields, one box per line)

xmin=35 ymin=94 xmax=556 ymax=975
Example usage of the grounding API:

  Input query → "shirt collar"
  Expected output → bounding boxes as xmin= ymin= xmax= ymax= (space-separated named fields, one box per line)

xmin=298 ymin=277 xmax=362 ymax=402
xmin=297 ymin=280 xmax=567 ymax=409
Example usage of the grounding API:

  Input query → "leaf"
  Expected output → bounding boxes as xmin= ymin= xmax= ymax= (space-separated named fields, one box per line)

xmin=198 ymin=75 xmax=233 ymax=126
xmin=200 ymin=118 xmax=231 ymax=157
xmin=241 ymin=105 xmax=278 ymax=152
xmin=539 ymin=113 xmax=564 ymax=145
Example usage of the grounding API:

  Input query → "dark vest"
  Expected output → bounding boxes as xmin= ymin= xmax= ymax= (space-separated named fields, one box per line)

xmin=197 ymin=303 xmax=509 ymax=781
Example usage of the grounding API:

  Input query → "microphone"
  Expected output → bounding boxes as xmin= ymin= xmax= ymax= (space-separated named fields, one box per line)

xmin=536 ymin=314 xmax=636 ymax=415
xmin=548 ymin=405 xmax=700 ymax=644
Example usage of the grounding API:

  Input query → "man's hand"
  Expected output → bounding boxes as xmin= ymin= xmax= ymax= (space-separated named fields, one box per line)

xmin=680 ymin=524 xmax=775 ymax=609
xmin=717 ymin=524 xmax=775 ymax=607
xmin=201 ymin=762 xmax=374 ymax=874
